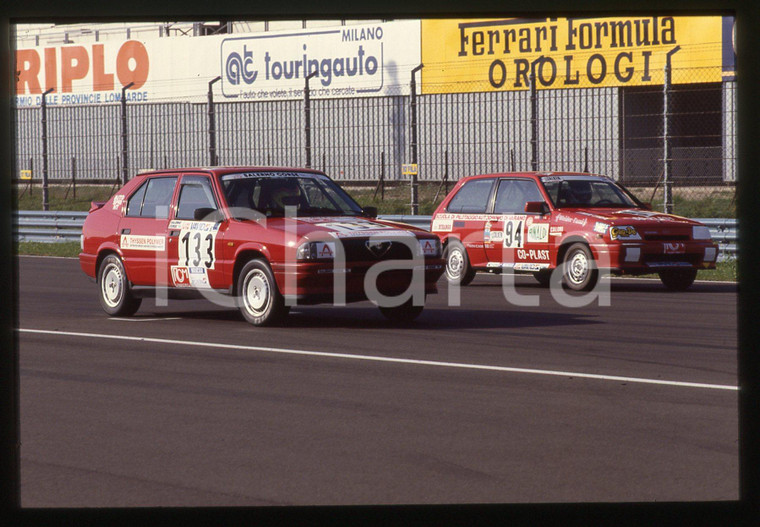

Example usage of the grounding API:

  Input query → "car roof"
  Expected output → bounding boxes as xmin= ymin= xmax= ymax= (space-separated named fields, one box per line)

xmin=133 ymin=166 xmax=326 ymax=178
xmin=459 ymin=171 xmax=608 ymax=181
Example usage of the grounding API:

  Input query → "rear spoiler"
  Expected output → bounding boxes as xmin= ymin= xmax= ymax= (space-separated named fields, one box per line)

xmin=89 ymin=201 xmax=106 ymax=213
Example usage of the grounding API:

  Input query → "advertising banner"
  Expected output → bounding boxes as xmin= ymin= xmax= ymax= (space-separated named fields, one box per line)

xmin=14 ymin=20 xmax=421 ymax=107
xmin=421 ymin=16 xmax=725 ymax=94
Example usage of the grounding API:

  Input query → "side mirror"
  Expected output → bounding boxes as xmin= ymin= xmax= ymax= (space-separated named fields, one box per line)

xmin=363 ymin=206 xmax=378 ymax=218
xmin=194 ymin=207 xmax=223 ymax=222
xmin=524 ymin=201 xmax=550 ymax=215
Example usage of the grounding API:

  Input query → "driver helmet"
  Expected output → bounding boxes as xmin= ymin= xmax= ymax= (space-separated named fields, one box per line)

xmin=270 ymin=180 xmax=301 ymax=209
xmin=567 ymin=180 xmax=593 ymax=204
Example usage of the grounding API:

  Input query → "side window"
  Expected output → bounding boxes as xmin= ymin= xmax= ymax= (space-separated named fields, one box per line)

xmin=140 ymin=177 xmax=178 ymax=219
xmin=176 ymin=176 xmax=218 ymax=220
xmin=446 ymin=178 xmax=494 ymax=213
xmin=126 ymin=181 xmax=148 ymax=217
xmin=493 ymin=179 xmax=544 ymax=214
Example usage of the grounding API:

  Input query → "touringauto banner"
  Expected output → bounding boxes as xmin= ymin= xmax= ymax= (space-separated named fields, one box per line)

xmin=14 ymin=20 xmax=421 ymax=107
xmin=421 ymin=16 xmax=730 ymax=94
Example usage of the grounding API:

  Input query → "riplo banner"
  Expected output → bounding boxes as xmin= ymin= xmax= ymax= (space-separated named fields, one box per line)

xmin=14 ymin=20 xmax=421 ymax=107
xmin=421 ymin=16 xmax=726 ymax=94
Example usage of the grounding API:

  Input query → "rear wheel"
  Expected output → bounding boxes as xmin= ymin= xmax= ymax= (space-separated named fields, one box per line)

xmin=237 ymin=259 xmax=289 ymax=326
xmin=658 ymin=268 xmax=698 ymax=291
xmin=98 ymin=254 xmax=142 ymax=316
xmin=562 ymin=243 xmax=599 ymax=291
xmin=444 ymin=240 xmax=476 ymax=286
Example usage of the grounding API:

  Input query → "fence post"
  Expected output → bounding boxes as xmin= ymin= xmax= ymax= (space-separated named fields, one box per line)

xmin=121 ymin=82 xmax=134 ymax=185
xmin=29 ymin=157 xmax=33 ymax=196
xmin=433 ymin=150 xmax=449 ymax=203
xmin=304 ymin=71 xmax=318 ymax=167
xmin=663 ymin=46 xmax=680 ymax=214
xmin=208 ymin=76 xmax=221 ymax=165
xmin=65 ymin=156 xmax=76 ymax=199
xmin=41 ymin=88 xmax=54 ymax=211
xmin=410 ymin=63 xmax=424 ymax=215
xmin=373 ymin=151 xmax=385 ymax=201
xmin=530 ymin=72 xmax=538 ymax=172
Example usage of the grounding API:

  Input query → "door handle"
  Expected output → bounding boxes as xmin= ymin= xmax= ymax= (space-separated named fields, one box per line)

xmin=120 ymin=228 xmax=130 ymax=234
xmin=169 ymin=230 xmax=180 ymax=236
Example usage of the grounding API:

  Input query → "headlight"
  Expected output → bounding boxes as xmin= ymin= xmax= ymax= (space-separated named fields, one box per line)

xmin=609 ymin=225 xmax=641 ymax=241
xmin=419 ymin=238 xmax=441 ymax=257
xmin=692 ymin=225 xmax=712 ymax=240
xmin=297 ymin=241 xmax=335 ymax=260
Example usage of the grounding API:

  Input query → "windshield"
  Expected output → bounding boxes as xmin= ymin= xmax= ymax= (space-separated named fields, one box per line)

xmin=220 ymin=172 xmax=364 ymax=217
xmin=541 ymin=176 xmax=638 ymax=209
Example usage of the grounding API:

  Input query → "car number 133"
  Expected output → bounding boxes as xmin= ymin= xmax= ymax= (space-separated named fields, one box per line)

xmin=179 ymin=228 xmax=217 ymax=269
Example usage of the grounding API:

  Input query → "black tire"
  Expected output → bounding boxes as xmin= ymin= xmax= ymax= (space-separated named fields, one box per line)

xmin=562 ymin=243 xmax=599 ymax=291
xmin=533 ymin=270 xmax=551 ymax=287
xmin=444 ymin=240 xmax=476 ymax=286
xmin=658 ymin=268 xmax=698 ymax=291
xmin=378 ymin=299 xmax=424 ymax=323
xmin=237 ymin=259 xmax=289 ymax=326
xmin=97 ymin=254 xmax=142 ymax=316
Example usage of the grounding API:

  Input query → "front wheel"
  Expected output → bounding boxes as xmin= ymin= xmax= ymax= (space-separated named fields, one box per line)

xmin=562 ymin=243 xmax=599 ymax=291
xmin=658 ymin=269 xmax=698 ymax=291
xmin=237 ymin=259 xmax=289 ymax=326
xmin=378 ymin=299 xmax=424 ymax=323
xmin=444 ymin=240 xmax=476 ymax=286
xmin=97 ymin=254 xmax=142 ymax=316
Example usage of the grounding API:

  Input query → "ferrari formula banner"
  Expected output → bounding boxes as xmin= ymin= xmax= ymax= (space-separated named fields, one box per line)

xmin=14 ymin=20 xmax=421 ymax=107
xmin=421 ymin=16 xmax=725 ymax=94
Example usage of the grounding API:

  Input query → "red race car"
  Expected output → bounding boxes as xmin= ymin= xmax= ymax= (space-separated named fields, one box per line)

xmin=431 ymin=172 xmax=718 ymax=291
xmin=80 ymin=167 xmax=444 ymax=325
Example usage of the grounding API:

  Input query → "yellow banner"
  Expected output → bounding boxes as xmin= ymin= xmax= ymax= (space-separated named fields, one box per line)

xmin=421 ymin=16 xmax=722 ymax=94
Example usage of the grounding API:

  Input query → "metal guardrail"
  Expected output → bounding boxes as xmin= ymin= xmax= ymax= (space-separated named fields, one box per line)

xmin=13 ymin=211 xmax=738 ymax=260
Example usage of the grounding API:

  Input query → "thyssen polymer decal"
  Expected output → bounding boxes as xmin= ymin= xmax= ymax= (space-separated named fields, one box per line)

xmin=220 ymin=20 xmax=420 ymax=100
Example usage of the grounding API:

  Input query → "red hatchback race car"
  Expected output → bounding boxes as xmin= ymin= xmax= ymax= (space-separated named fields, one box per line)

xmin=432 ymin=172 xmax=718 ymax=291
xmin=80 ymin=167 xmax=444 ymax=325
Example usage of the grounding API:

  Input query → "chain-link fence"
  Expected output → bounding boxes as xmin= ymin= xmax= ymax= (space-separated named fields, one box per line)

xmin=12 ymin=63 xmax=737 ymax=216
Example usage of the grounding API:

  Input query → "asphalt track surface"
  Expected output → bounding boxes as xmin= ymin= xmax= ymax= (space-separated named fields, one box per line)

xmin=17 ymin=256 xmax=738 ymax=507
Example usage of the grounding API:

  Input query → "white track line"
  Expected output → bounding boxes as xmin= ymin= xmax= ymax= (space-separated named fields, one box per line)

xmin=18 ymin=328 xmax=737 ymax=392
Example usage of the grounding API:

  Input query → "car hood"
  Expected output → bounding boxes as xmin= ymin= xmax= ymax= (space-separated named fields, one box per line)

xmin=240 ymin=215 xmax=431 ymax=240
xmin=557 ymin=208 xmax=701 ymax=227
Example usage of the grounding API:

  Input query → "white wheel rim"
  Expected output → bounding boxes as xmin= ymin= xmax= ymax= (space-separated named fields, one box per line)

xmin=447 ymin=248 xmax=464 ymax=279
xmin=243 ymin=270 xmax=271 ymax=316
xmin=101 ymin=263 xmax=124 ymax=308
xmin=568 ymin=251 xmax=589 ymax=285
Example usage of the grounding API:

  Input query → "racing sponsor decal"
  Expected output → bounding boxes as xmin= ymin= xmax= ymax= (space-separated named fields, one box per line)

xmin=419 ymin=239 xmax=438 ymax=256
xmin=431 ymin=217 xmax=453 ymax=232
xmin=609 ymin=226 xmax=641 ymax=240
xmin=550 ymin=225 xmax=564 ymax=236
xmin=527 ymin=223 xmax=549 ymax=243
xmin=489 ymin=230 xmax=504 ymax=242
xmin=112 ymin=194 xmax=125 ymax=211
xmin=502 ymin=215 xmax=527 ymax=249
xmin=663 ymin=242 xmax=686 ymax=254
xmin=120 ymin=234 xmax=165 ymax=251
xmin=517 ymin=249 xmax=550 ymax=261
xmin=315 ymin=242 xmax=335 ymax=258
xmin=171 ymin=266 xmax=211 ymax=288
xmin=556 ymin=214 xmax=588 ymax=227
xmin=593 ymin=222 xmax=609 ymax=235
xmin=513 ymin=262 xmax=551 ymax=271
xmin=484 ymin=221 xmax=493 ymax=242
xmin=173 ymin=221 xmax=220 ymax=269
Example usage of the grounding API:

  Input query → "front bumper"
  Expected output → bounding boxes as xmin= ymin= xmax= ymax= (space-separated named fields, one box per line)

xmin=598 ymin=241 xmax=720 ymax=274
xmin=271 ymin=258 xmax=445 ymax=305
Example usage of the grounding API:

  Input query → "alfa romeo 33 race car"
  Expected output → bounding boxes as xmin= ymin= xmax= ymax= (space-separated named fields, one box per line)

xmin=79 ymin=167 xmax=444 ymax=325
